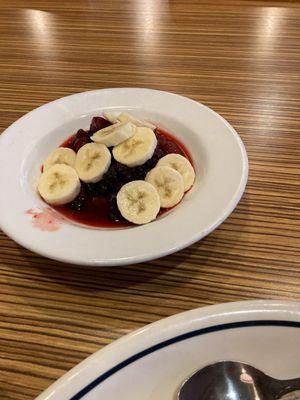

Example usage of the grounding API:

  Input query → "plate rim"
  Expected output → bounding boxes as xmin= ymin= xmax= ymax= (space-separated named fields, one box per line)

xmin=0 ymin=88 xmax=248 ymax=266
xmin=35 ymin=300 xmax=300 ymax=400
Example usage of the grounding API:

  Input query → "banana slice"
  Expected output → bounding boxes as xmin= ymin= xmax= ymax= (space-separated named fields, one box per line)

xmin=145 ymin=166 xmax=184 ymax=208
xmin=38 ymin=164 xmax=81 ymax=206
xmin=75 ymin=143 xmax=111 ymax=183
xmin=103 ymin=112 xmax=119 ymax=124
xmin=43 ymin=147 xmax=76 ymax=171
xmin=117 ymin=180 xmax=160 ymax=224
xmin=157 ymin=154 xmax=195 ymax=191
xmin=112 ymin=127 xmax=157 ymax=167
xmin=91 ymin=121 xmax=136 ymax=147
xmin=118 ymin=112 xmax=156 ymax=130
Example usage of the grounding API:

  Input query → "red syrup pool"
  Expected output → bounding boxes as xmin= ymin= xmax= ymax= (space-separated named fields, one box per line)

xmin=50 ymin=118 xmax=193 ymax=228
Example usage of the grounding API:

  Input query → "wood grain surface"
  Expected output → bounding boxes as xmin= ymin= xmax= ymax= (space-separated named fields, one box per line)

xmin=0 ymin=0 xmax=300 ymax=399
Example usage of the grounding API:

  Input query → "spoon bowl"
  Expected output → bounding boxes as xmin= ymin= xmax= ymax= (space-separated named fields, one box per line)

xmin=178 ymin=361 xmax=300 ymax=400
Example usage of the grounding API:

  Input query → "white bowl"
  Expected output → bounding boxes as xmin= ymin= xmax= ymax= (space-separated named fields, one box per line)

xmin=0 ymin=88 xmax=248 ymax=266
xmin=35 ymin=300 xmax=300 ymax=400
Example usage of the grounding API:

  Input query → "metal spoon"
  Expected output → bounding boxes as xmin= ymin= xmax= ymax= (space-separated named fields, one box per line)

xmin=178 ymin=361 xmax=300 ymax=400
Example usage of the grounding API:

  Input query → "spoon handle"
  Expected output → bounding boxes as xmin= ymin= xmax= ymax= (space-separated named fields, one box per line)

xmin=269 ymin=378 xmax=300 ymax=398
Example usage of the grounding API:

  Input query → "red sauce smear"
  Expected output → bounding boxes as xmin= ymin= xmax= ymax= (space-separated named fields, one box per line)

xmin=26 ymin=208 xmax=61 ymax=231
xmin=48 ymin=121 xmax=193 ymax=229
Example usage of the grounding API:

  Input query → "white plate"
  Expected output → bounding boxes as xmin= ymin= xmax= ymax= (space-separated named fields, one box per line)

xmin=0 ymin=88 xmax=248 ymax=266
xmin=35 ymin=300 xmax=300 ymax=400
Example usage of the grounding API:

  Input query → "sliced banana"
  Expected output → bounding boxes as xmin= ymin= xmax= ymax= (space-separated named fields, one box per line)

xmin=157 ymin=153 xmax=195 ymax=191
xmin=91 ymin=121 xmax=136 ymax=147
xmin=112 ymin=127 xmax=157 ymax=167
xmin=38 ymin=164 xmax=81 ymax=206
xmin=43 ymin=147 xmax=76 ymax=171
xmin=103 ymin=112 xmax=119 ymax=124
xmin=117 ymin=180 xmax=160 ymax=224
xmin=118 ymin=112 xmax=156 ymax=130
xmin=145 ymin=166 xmax=184 ymax=208
xmin=75 ymin=143 xmax=111 ymax=183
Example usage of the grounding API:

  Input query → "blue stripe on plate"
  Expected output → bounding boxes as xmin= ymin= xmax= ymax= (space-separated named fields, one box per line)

xmin=70 ymin=320 xmax=300 ymax=400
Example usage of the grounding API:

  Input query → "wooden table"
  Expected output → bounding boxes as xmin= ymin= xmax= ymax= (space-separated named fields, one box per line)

xmin=0 ymin=1 xmax=299 ymax=398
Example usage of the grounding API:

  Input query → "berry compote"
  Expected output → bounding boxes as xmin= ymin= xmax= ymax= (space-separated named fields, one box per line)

xmin=52 ymin=116 xmax=193 ymax=228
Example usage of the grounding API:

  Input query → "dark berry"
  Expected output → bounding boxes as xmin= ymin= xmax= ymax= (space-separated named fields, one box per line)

xmin=107 ymin=194 xmax=123 ymax=222
xmin=89 ymin=180 xmax=110 ymax=197
xmin=155 ymin=129 xmax=184 ymax=155
xmin=89 ymin=117 xmax=111 ymax=135
xmin=103 ymin=163 xmax=118 ymax=182
xmin=153 ymin=147 xmax=165 ymax=160
xmin=115 ymin=163 xmax=135 ymax=183
xmin=109 ymin=209 xmax=122 ymax=222
xmin=69 ymin=185 xmax=88 ymax=211
xmin=133 ymin=165 xmax=147 ymax=180
xmin=71 ymin=129 xmax=91 ymax=152
xmin=143 ymin=157 xmax=156 ymax=171
xmin=156 ymin=132 xmax=167 ymax=146
xmin=163 ymin=141 xmax=183 ymax=154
